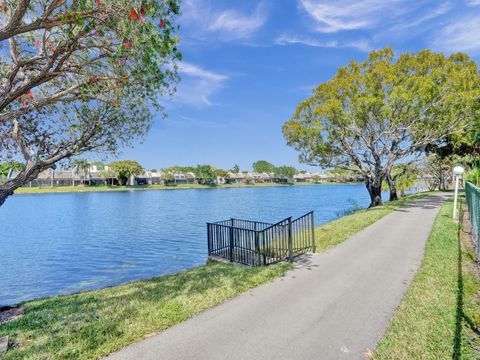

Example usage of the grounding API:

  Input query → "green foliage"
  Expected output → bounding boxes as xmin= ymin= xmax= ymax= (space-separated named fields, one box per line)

xmin=91 ymin=161 xmax=105 ymax=171
xmin=0 ymin=161 xmax=25 ymax=177
xmin=149 ymin=169 xmax=158 ymax=173
xmin=252 ymin=160 xmax=275 ymax=174
xmin=213 ymin=168 xmax=229 ymax=178
xmin=384 ymin=164 xmax=419 ymax=197
xmin=465 ymin=167 xmax=480 ymax=186
xmin=311 ymin=174 xmax=322 ymax=183
xmin=72 ymin=158 xmax=90 ymax=179
xmin=161 ymin=171 xmax=176 ymax=185
xmin=274 ymin=165 xmax=297 ymax=179
xmin=423 ymin=154 xmax=454 ymax=191
xmin=194 ymin=165 xmax=215 ymax=185
xmin=231 ymin=164 xmax=240 ymax=173
xmin=109 ymin=160 xmax=144 ymax=185
xmin=283 ymin=48 xmax=480 ymax=206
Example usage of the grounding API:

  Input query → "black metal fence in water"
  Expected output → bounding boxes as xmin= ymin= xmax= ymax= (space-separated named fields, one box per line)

xmin=207 ymin=212 xmax=315 ymax=266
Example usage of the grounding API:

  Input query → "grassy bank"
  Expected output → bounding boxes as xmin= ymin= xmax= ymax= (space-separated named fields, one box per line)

xmin=0 ymin=261 xmax=291 ymax=359
xmin=315 ymin=192 xmax=431 ymax=252
xmin=375 ymin=200 xmax=480 ymax=359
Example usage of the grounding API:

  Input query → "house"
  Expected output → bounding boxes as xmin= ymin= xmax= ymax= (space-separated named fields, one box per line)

xmin=173 ymin=172 xmax=188 ymax=184
xmin=226 ymin=172 xmax=245 ymax=184
xmin=260 ymin=172 xmax=273 ymax=183
xmin=185 ymin=172 xmax=196 ymax=184
xmin=133 ymin=171 xmax=162 ymax=185
xmin=293 ymin=172 xmax=313 ymax=183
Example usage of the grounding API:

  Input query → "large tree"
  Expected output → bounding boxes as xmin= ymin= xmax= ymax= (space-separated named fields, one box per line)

xmin=283 ymin=48 xmax=480 ymax=207
xmin=274 ymin=165 xmax=297 ymax=181
xmin=194 ymin=164 xmax=215 ymax=185
xmin=0 ymin=0 xmax=181 ymax=205
xmin=72 ymin=158 xmax=90 ymax=185
xmin=109 ymin=160 xmax=143 ymax=185
xmin=252 ymin=160 xmax=275 ymax=174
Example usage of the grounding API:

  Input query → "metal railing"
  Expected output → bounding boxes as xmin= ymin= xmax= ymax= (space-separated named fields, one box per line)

xmin=465 ymin=181 xmax=480 ymax=257
xmin=207 ymin=212 xmax=315 ymax=266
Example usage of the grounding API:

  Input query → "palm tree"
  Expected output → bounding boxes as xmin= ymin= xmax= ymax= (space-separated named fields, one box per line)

xmin=72 ymin=159 xmax=91 ymax=186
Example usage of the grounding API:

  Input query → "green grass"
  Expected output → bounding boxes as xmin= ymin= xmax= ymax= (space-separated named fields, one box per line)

xmin=315 ymin=192 xmax=432 ymax=252
xmin=0 ymin=261 xmax=292 ymax=360
xmin=13 ymin=181 xmax=361 ymax=195
xmin=374 ymin=200 xmax=480 ymax=359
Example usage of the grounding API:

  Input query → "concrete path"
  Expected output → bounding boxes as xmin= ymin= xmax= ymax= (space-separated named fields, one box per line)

xmin=107 ymin=194 xmax=448 ymax=360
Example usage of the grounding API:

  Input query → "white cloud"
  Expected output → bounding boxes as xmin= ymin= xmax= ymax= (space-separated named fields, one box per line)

xmin=298 ymin=0 xmax=451 ymax=34
xmin=208 ymin=7 xmax=266 ymax=40
xmin=178 ymin=63 xmax=227 ymax=83
xmin=431 ymin=15 xmax=480 ymax=54
xmin=466 ymin=0 xmax=480 ymax=6
xmin=391 ymin=2 xmax=451 ymax=30
xmin=275 ymin=34 xmax=372 ymax=52
xmin=181 ymin=1 xmax=267 ymax=42
xmin=173 ymin=62 xmax=228 ymax=107
xmin=299 ymin=0 xmax=396 ymax=33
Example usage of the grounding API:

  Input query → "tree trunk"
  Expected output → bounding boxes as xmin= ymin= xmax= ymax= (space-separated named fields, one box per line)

xmin=386 ymin=174 xmax=398 ymax=201
xmin=0 ymin=163 xmax=42 ymax=206
xmin=0 ymin=179 xmax=18 ymax=206
xmin=365 ymin=175 xmax=383 ymax=207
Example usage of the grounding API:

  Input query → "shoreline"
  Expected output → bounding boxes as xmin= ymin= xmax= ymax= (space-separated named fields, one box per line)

xmin=13 ymin=181 xmax=362 ymax=196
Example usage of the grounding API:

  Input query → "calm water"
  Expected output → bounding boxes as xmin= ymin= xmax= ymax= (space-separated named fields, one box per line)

xmin=1 ymin=184 xmax=375 ymax=305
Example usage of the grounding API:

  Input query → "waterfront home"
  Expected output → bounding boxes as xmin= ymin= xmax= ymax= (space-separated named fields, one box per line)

xmin=172 ymin=172 xmax=188 ymax=184
xmin=185 ymin=172 xmax=196 ymax=184
xmin=226 ymin=172 xmax=245 ymax=184
xmin=293 ymin=172 xmax=313 ymax=183
xmin=133 ymin=171 xmax=162 ymax=185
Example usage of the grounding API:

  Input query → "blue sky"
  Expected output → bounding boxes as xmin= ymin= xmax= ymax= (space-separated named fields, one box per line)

xmin=120 ymin=0 xmax=480 ymax=172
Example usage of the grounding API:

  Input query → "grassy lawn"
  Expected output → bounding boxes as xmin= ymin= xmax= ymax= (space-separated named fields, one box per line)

xmin=315 ymin=192 xmax=432 ymax=252
xmin=13 ymin=182 xmax=345 ymax=195
xmin=0 ymin=261 xmax=292 ymax=360
xmin=374 ymin=200 xmax=480 ymax=359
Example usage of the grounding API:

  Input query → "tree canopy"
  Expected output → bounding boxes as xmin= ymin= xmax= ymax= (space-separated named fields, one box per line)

xmin=283 ymin=48 xmax=480 ymax=206
xmin=194 ymin=164 xmax=215 ymax=185
xmin=0 ymin=0 xmax=181 ymax=205
xmin=109 ymin=160 xmax=143 ymax=185
xmin=252 ymin=160 xmax=275 ymax=174
xmin=274 ymin=165 xmax=297 ymax=180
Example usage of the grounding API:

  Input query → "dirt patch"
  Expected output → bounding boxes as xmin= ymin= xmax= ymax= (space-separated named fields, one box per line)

xmin=0 ymin=306 xmax=23 ymax=324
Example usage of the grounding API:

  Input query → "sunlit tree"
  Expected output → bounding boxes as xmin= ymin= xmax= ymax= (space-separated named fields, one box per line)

xmin=0 ymin=0 xmax=181 ymax=205
xmin=284 ymin=48 xmax=480 ymax=207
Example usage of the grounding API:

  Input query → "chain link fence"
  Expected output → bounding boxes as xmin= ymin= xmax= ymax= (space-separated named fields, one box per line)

xmin=465 ymin=181 xmax=480 ymax=257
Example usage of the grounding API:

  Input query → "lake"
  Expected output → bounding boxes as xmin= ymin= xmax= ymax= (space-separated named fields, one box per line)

xmin=1 ymin=184 xmax=376 ymax=305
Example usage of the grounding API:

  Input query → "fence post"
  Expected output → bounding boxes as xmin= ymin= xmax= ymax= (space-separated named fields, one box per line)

xmin=311 ymin=212 xmax=316 ymax=253
xmin=229 ymin=218 xmax=234 ymax=262
xmin=288 ymin=217 xmax=293 ymax=262
xmin=207 ymin=223 xmax=211 ymax=256
xmin=255 ymin=231 xmax=260 ymax=266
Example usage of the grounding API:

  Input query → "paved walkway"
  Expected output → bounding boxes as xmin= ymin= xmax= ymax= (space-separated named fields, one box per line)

xmin=107 ymin=194 xmax=448 ymax=360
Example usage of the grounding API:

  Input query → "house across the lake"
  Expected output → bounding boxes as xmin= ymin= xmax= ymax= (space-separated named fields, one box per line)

xmin=4 ymin=165 xmax=361 ymax=188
